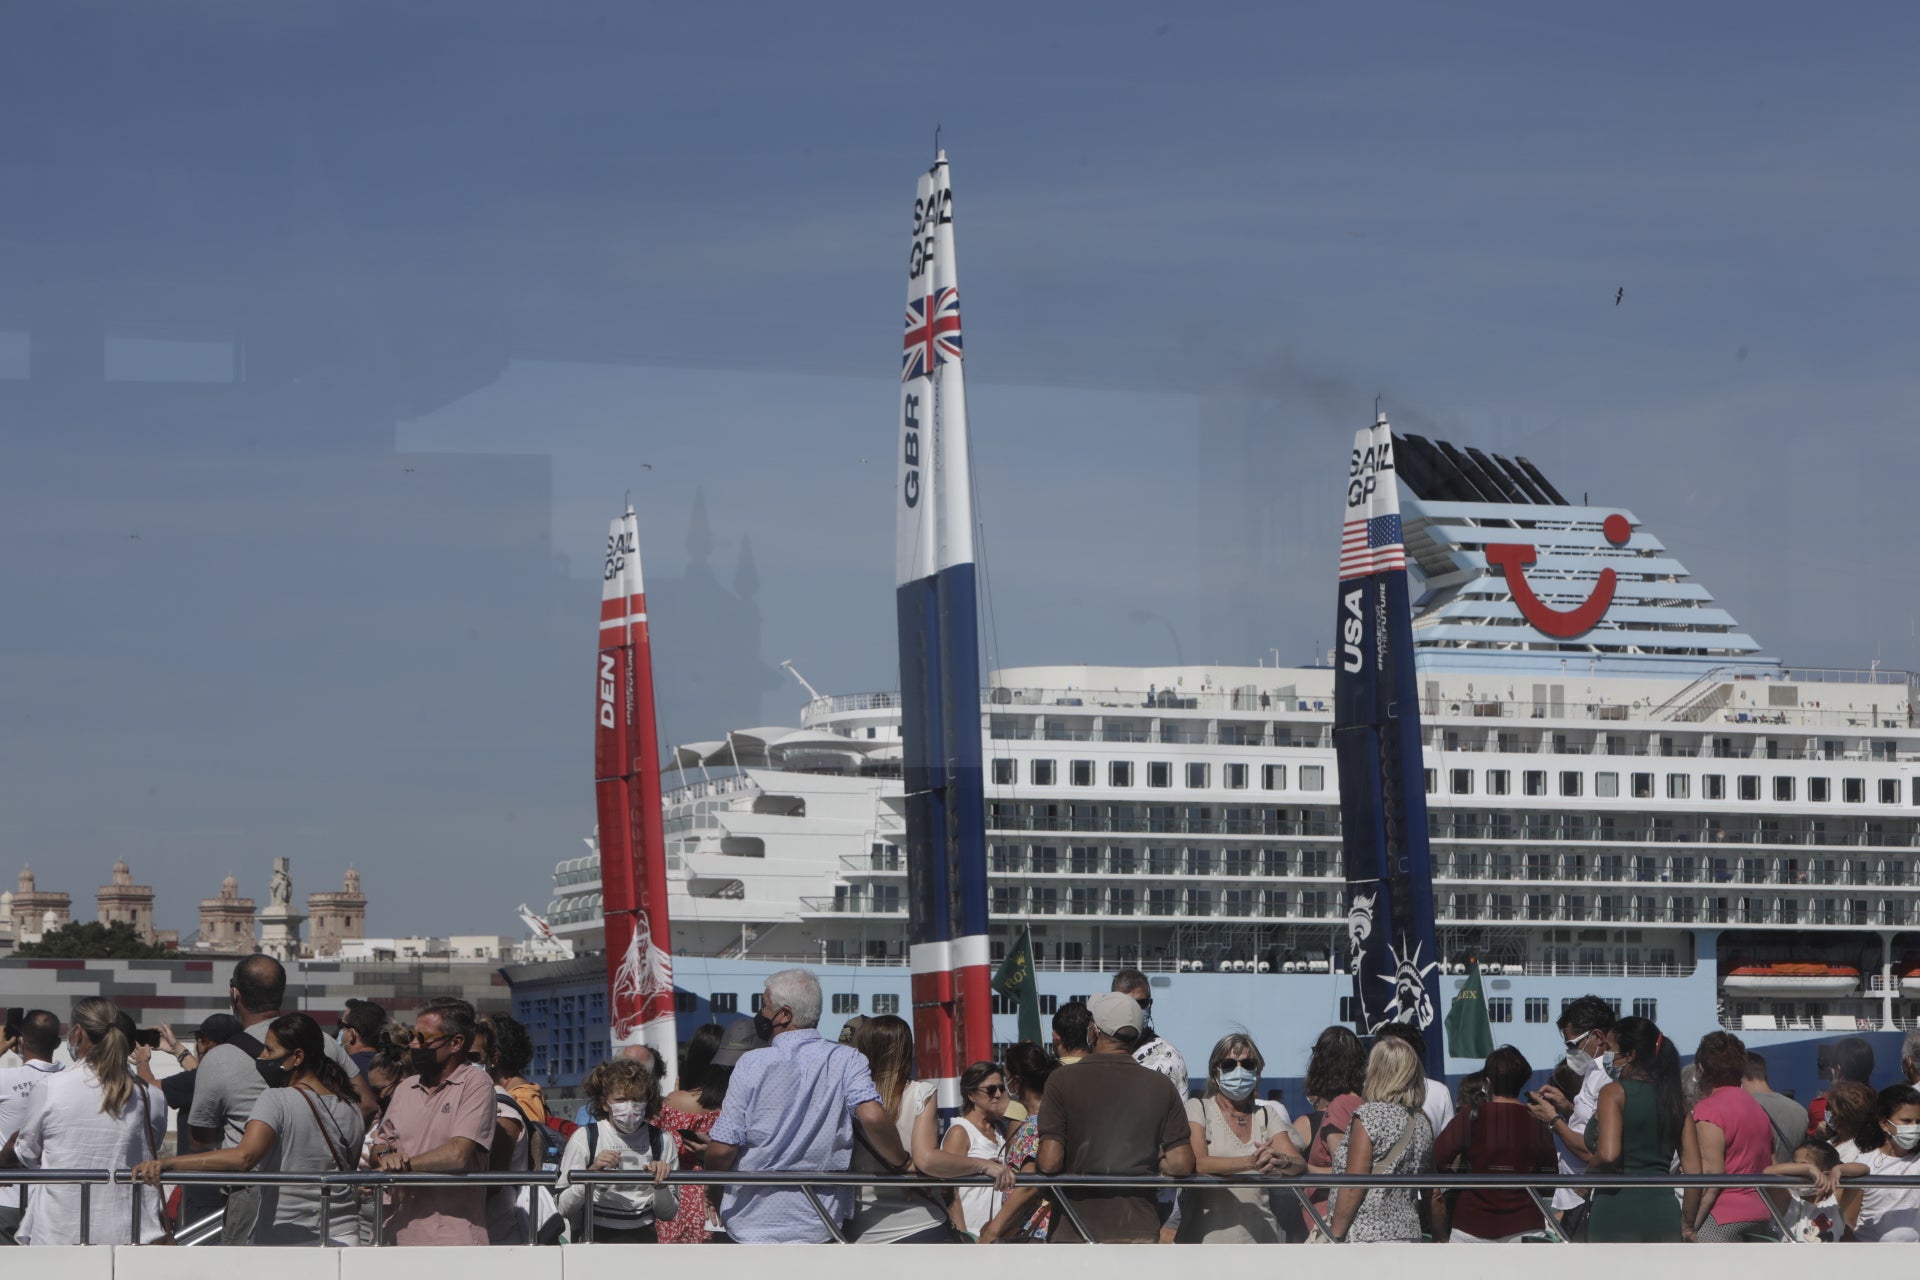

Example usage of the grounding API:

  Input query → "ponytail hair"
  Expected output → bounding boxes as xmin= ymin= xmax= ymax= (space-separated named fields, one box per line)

xmin=1614 ymin=1015 xmax=1683 ymax=1156
xmin=70 ymin=996 xmax=137 ymax=1117
xmin=268 ymin=1012 xmax=356 ymax=1100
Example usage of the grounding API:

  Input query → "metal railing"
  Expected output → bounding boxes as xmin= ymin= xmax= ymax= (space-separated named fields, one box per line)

xmin=5 ymin=1168 xmax=1916 ymax=1246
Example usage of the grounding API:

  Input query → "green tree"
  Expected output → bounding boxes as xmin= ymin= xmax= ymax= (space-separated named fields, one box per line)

xmin=15 ymin=920 xmax=174 ymax=960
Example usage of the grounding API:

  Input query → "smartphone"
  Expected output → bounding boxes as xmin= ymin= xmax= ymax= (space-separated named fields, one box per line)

xmin=3 ymin=1008 xmax=22 ymax=1036
xmin=134 ymin=1028 xmax=162 ymax=1048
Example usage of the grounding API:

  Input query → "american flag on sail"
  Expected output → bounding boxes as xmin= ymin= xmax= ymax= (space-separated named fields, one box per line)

xmin=1339 ymin=513 xmax=1405 ymax=579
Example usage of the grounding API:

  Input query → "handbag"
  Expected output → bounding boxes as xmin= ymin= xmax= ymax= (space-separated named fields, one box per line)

xmin=1310 ymin=1106 xmax=1420 ymax=1243
xmin=135 ymin=1084 xmax=177 ymax=1245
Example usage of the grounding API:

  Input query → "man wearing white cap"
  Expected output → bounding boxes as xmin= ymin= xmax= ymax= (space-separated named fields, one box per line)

xmin=1035 ymin=991 xmax=1193 ymax=1243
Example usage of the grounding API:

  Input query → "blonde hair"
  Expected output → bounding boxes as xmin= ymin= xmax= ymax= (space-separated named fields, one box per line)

xmin=584 ymin=1056 xmax=660 ymax=1120
xmin=1362 ymin=1036 xmax=1426 ymax=1111
xmin=70 ymin=997 xmax=137 ymax=1117
xmin=854 ymin=1015 xmax=914 ymax=1120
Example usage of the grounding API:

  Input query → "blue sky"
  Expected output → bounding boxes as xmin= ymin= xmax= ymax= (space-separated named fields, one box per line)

xmin=3 ymin=2 xmax=1917 ymax=938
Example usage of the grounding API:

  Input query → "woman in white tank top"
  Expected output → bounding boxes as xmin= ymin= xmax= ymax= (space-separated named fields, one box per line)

xmin=944 ymin=1061 xmax=1012 ymax=1236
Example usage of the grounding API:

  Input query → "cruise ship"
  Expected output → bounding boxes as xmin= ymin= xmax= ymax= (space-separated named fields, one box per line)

xmin=544 ymin=437 xmax=1920 ymax=1098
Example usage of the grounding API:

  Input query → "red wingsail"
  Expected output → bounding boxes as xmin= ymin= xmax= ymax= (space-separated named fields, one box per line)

xmin=594 ymin=506 xmax=678 ymax=1082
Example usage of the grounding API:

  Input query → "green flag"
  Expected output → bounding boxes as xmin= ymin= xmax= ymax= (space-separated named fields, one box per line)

xmin=991 ymin=924 xmax=1043 ymax=1047
xmin=1443 ymin=956 xmax=1495 ymax=1060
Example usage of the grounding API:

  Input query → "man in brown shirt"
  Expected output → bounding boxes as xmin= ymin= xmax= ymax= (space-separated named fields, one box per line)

xmin=1037 ymin=991 xmax=1193 ymax=1242
xmin=368 ymin=1002 xmax=496 ymax=1245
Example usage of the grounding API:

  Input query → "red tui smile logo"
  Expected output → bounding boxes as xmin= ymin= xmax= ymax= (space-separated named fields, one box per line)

xmin=1486 ymin=514 xmax=1631 ymax=639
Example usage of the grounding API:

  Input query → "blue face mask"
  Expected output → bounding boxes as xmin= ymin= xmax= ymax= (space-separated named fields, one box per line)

xmin=1601 ymin=1052 xmax=1619 ymax=1079
xmin=1217 ymin=1067 xmax=1259 ymax=1100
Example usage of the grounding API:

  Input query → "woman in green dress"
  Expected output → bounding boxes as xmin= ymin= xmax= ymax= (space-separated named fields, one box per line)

xmin=1580 ymin=1016 xmax=1700 ymax=1242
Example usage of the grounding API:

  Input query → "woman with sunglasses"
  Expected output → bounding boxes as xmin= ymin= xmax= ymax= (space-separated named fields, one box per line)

xmin=1176 ymin=1033 xmax=1302 ymax=1242
xmin=944 ymin=1060 xmax=1014 ymax=1237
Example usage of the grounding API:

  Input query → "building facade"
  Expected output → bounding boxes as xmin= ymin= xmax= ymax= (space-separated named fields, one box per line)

xmin=306 ymin=866 xmax=367 ymax=958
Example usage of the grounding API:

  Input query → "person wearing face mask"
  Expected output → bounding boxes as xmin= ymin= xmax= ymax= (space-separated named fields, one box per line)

xmin=554 ymin=1057 xmax=677 ymax=1242
xmin=135 ymin=1012 xmax=366 ymax=1245
xmin=703 ymin=968 xmax=914 ymax=1244
xmin=1574 ymin=1016 xmax=1698 ymax=1243
xmin=188 ymin=954 xmax=376 ymax=1244
xmin=1176 ymin=1033 xmax=1300 ymax=1242
xmin=364 ymin=1003 xmax=497 ymax=1245
xmin=1830 ymin=1084 xmax=1920 ymax=1241
xmin=1522 ymin=993 xmax=1616 ymax=1231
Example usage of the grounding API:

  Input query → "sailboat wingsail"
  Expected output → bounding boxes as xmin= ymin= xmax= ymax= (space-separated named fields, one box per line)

xmin=897 ymin=150 xmax=991 ymax=1105
xmin=596 ymin=506 xmax=679 ymax=1083
xmin=1334 ymin=415 xmax=1446 ymax=1080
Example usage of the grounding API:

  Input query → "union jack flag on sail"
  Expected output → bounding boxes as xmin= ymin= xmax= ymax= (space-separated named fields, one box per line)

xmin=902 ymin=286 xmax=962 ymax=381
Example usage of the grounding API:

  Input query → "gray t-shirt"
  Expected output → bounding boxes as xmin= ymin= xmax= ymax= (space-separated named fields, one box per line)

xmin=248 ymin=1088 xmax=367 ymax=1244
xmin=188 ymin=1028 xmax=361 ymax=1148
xmin=1752 ymin=1088 xmax=1811 ymax=1164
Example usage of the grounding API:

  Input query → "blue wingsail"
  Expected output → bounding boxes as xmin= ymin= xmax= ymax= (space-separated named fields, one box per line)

xmin=896 ymin=150 xmax=992 ymax=1105
xmin=1334 ymin=414 xmax=1447 ymax=1081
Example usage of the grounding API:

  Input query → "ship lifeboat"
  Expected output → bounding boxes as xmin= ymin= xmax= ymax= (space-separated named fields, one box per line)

xmin=1722 ymin=963 xmax=1862 ymax=996
xmin=1898 ymin=965 xmax=1920 ymax=996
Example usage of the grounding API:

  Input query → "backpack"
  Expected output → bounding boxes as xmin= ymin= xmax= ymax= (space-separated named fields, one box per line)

xmin=494 ymin=1088 xmax=566 ymax=1245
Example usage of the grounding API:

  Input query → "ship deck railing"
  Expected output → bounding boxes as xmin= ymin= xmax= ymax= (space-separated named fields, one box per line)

xmin=803 ymin=684 xmax=1914 ymax=734
xmin=7 ymin=1166 xmax=1913 ymax=1246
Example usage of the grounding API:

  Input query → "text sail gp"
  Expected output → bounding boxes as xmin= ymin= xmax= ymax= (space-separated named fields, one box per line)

xmin=895 ymin=150 xmax=991 ymax=1108
xmin=1334 ymin=414 xmax=1446 ymax=1080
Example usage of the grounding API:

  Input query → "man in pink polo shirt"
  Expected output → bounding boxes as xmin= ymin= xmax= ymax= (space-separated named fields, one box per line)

xmin=368 ymin=1001 xmax=495 ymax=1245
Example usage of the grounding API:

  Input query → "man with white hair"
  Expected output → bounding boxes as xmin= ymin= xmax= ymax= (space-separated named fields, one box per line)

xmin=703 ymin=968 xmax=912 ymax=1242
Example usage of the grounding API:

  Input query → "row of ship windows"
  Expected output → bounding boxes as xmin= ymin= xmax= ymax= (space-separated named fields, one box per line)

xmin=1442 ymin=767 xmax=1911 ymax=805
xmin=677 ymin=985 xmax=1657 ymax=1027
xmin=993 ymin=758 xmax=1324 ymax=790
xmin=829 ymin=883 xmax=1916 ymax=926
xmin=990 ymin=755 xmax=1918 ymax=806
xmin=949 ymin=844 xmax=1918 ymax=882
xmin=682 ymin=990 xmax=904 ymax=1017
xmin=668 ymin=990 xmax=1658 ymax=1028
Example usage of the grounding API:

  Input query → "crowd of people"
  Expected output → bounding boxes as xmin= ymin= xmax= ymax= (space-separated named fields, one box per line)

xmin=4 ymin=962 xmax=1920 ymax=1245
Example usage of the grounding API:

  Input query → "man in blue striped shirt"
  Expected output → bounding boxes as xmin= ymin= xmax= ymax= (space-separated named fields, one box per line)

xmin=705 ymin=969 xmax=912 ymax=1242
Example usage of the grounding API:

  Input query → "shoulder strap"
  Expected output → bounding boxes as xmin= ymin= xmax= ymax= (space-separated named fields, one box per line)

xmin=1762 ymin=1104 xmax=1795 ymax=1155
xmin=493 ymin=1088 xmax=539 ymax=1170
xmin=586 ymin=1120 xmax=599 ymax=1159
xmin=1372 ymin=1106 xmax=1419 ymax=1172
xmin=232 ymin=1031 xmax=265 ymax=1060
xmin=295 ymin=1087 xmax=353 ymax=1173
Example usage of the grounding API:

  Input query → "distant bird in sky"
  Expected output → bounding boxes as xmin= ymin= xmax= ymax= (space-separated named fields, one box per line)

xmin=127 ymin=533 xmax=141 ymax=540
xmin=1615 ymin=288 xmax=1624 ymax=306
xmin=642 ymin=463 xmax=653 ymax=470
xmin=403 ymin=466 xmax=415 ymax=473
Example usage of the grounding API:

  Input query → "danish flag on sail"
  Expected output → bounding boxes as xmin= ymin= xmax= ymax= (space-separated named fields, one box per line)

xmin=595 ymin=506 xmax=678 ymax=1083
xmin=896 ymin=150 xmax=991 ymax=1110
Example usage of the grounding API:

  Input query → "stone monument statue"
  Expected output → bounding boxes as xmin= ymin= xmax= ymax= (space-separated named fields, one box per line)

xmin=258 ymin=856 xmax=306 ymax=963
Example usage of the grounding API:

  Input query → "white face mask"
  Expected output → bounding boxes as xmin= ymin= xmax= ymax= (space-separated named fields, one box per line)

xmin=1890 ymin=1123 xmax=1920 ymax=1152
xmin=1217 ymin=1067 xmax=1259 ymax=1100
xmin=607 ymin=1101 xmax=646 ymax=1133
